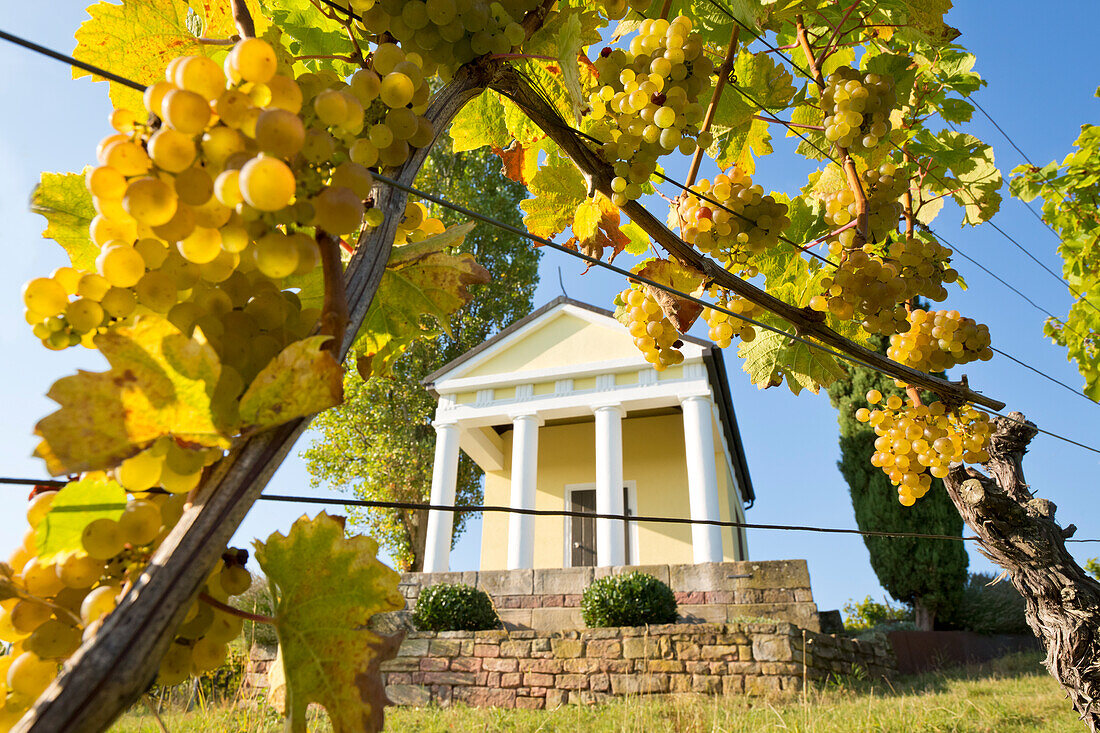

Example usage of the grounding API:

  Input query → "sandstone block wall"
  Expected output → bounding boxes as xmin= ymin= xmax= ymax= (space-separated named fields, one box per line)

xmin=381 ymin=560 xmax=820 ymax=634
xmin=379 ymin=621 xmax=894 ymax=709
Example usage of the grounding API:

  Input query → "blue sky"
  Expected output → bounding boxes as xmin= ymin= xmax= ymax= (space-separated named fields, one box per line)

xmin=0 ymin=2 xmax=1097 ymax=615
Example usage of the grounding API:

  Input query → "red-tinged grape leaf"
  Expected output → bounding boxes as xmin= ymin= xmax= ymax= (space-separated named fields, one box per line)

xmin=74 ymin=0 xmax=209 ymax=111
xmin=355 ymin=223 xmax=490 ymax=378
xmin=35 ymin=476 xmax=127 ymax=563
xmin=238 ymin=336 xmax=344 ymax=432
xmin=633 ymin=258 xmax=707 ymax=332
xmin=492 ymin=141 xmax=537 ymax=186
xmin=737 ymin=328 xmax=846 ymax=396
xmin=31 ymin=171 xmax=98 ymax=271
xmin=254 ymin=512 xmax=405 ymax=733
xmin=34 ymin=316 xmax=227 ymax=475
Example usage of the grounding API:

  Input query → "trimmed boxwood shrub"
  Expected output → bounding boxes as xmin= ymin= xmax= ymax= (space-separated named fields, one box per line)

xmin=581 ymin=572 xmax=678 ymax=627
xmin=412 ymin=583 xmax=500 ymax=632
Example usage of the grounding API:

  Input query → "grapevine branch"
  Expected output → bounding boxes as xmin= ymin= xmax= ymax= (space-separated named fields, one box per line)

xmin=198 ymin=591 xmax=276 ymax=625
xmin=15 ymin=59 xmax=501 ymax=733
xmin=488 ymin=66 xmax=1004 ymax=410
xmin=795 ymin=15 xmax=869 ymax=242
xmin=230 ymin=0 xmax=256 ymax=39
xmin=317 ymin=229 xmax=348 ymax=355
xmin=685 ymin=25 xmax=739 ymax=188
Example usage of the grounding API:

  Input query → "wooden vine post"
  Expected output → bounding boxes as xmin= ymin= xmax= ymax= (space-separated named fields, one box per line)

xmin=944 ymin=414 xmax=1100 ymax=731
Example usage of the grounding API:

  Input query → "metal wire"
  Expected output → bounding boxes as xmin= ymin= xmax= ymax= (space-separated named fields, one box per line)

xmin=0 ymin=29 xmax=148 ymax=92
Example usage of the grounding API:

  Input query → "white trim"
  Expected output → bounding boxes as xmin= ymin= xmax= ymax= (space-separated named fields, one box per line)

xmin=436 ymin=377 xmax=712 ymax=427
xmin=434 ymin=351 xmax=706 ymax=394
xmin=458 ymin=426 xmax=505 ymax=473
xmin=563 ymin=481 xmax=639 ymax=568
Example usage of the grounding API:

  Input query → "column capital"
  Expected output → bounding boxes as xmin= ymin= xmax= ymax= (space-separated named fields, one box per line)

xmin=592 ymin=403 xmax=625 ymax=416
xmin=678 ymin=391 xmax=712 ymax=404
xmin=508 ymin=411 xmax=544 ymax=426
xmin=432 ymin=419 xmax=460 ymax=430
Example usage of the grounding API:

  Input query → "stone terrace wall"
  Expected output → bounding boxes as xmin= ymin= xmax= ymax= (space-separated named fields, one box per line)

xmin=381 ymin=621 xmax=894 ymax=709
xmin=382 ymin=560 xmax=821 ymax=634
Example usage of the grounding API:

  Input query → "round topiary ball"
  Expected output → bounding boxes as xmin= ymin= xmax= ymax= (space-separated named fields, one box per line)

xmin=412 ymin=583 xmax=500 ymax=632
xmin=581 ymin=571 xmax=679 ymax=628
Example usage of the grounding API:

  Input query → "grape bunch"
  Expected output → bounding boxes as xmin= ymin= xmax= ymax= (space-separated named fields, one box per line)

xmin=821 ymin=66 xmax=895 ymax=152
xmin=597 ymin=0 xmax=649 ymax=20
xmin=702 ymin=295 xmax=761 ymax=348
xmin=0 ymin=479 xmax=253 ymax=724
xmin=589 ymin=16 xmax=715 ymax=205
xmin=614 ymin=286 xmax=684 ymax=370
xmin=856 ymin=389 xmax=991 ymax=505
xmin=822 ymin=163 xmax=906 ymax=251
xmin=22 ymin=38 xmax=447 ymax=383
xmin=884 ymin=235 xmax=958 ymax=303
xmin=674 ymin=168 xmax=791 ymax=272
xmin=351 ymin=0 xmax=542 ymax=81
xmin=887 ymin=309 xmax=993 ymax=372
xmin=809 ymin=247 xmax=910 ymax=335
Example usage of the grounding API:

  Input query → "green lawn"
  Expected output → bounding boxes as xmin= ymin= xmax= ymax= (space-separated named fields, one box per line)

xmin=113 ymin=653 xmax=1081 ymax=733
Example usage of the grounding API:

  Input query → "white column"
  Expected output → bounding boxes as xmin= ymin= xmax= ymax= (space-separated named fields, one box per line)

xmin=594 ymin=404 xmax=626 ymax=567
xmin=681 ymin=395 xmax=724 ymax=563
xmin=423 ymin=421 xmax=461 ymax=573
xmin=507 ymin=414 xmax=541 ymax=569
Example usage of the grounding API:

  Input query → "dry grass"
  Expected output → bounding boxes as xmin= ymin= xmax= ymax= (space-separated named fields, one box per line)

xmin=112 ymin=653 xmax=1081 ymax=733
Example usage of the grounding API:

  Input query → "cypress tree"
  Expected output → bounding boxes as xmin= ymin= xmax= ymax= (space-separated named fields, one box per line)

xmin=827 ymin=335 xmax=968 ymax=630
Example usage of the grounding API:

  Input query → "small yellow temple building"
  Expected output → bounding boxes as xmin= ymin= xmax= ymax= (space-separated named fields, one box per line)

xmin=420 ymin=297 xmax=755 ymax=572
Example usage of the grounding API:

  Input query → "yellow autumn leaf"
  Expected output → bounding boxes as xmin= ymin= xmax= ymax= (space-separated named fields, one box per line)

xmin=72 ymin=0 xmax=262 ymax=111
xmin=237 ymin=336 xmax=344 ymax=431
xmin=34 ymin=315 xmax=227 ymax=475
xmin=255 ymin=513 xmax=405 ymax=733
xmin=633 ymin=258 xmax=708 ymax=332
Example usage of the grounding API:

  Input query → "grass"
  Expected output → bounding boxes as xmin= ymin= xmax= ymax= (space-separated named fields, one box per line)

xmin=112 ymin=653 xmax=1082 ymax=733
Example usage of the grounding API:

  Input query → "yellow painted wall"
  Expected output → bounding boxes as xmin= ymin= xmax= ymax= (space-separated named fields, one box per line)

xmin=479 ymin=411 xmax=744 ymax=570
xmin=463 ymin=312 xmax=639 ymax=379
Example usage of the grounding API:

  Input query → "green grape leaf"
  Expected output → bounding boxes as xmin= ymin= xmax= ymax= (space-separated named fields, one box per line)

xmin=355 ymin=223 xmax=490 ymax=378
xmin=238 ymin=336 xmax=344 ymax=431
xmin=34 ymin=315 xmax=227 ymax=475
xmin=738 ymin=328 xmax=846 ymax=396
xmin=556 ymin=12 xmax=585 ymax=123
xmin=262 ymin=0 xmax=357 ymax=76
xmin=520 ymin=152 xmax=588 ymax=238
xmin=910 ymin=130 xmax=1002 ymax=225
xmin=31 ymin=171 xmax=98 ymax=271
xmin=35 ymin=476 xmax=128 ymax=563
xmin=449 ymin=91 xmax=512 ymax=152
xmin=710 ymin=50 xmax=795 ymax=173
xmin=254 ymin=512 xmax=405 ymax=733
xmin=622 ymin=221 xmax=651 ymax=256
xmin=633 ymin=258 xmax=706 ymax=331
xmin=283 ymin=267 xmax=326 ymax=312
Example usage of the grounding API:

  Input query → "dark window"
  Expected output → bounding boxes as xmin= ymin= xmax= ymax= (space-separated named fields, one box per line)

xmin=570 ymin=488 xmax=633 ymax=567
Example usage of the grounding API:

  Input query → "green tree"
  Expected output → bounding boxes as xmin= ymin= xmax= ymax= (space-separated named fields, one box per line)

xmin=828 ymin=336 xmax=968 ymax=630
xmin=304 ymin=143 xmax=540 ymax=571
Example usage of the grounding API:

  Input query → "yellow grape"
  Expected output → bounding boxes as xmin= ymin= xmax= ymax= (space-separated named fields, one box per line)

xmin=255 ymin=108 xmax=306 ymax=158
xmin=175 ymin=166 xmax=214 ymax=207
xmin=81 ymin=518 xmax=124 ymax=560
xmin=117 ymin=450 xmax=162 ymax=491
xmin=80 ymin=585 xmax=118 ymax=625
xmin=178 ymin=226 xmax=223 ymax=264
xmin=100 ymin=286 xmax=138 ymax=319
xmin=380 ymin=72 xmax=415 ymax=107
xmin=239 ymin=156 xmax=296 ymax=212
xmin=157 ymin=643 xmax=192 ymax=686
xmin=173 ymin=55 xmax=225 ymax=101
xmin=86 ymin=166 xmax=127 ymax=199
xmin=148 ymin=128 xmax=197 ymax=173
xmin=162 ymin=89 xmax=211 ymax=135
xmin=231 ymin=38 xmax=277 ymax=84
xmin=118 ymin=499 xmax=162 ymax=546
xmin=103 ymin=140 xmax=152 ymax=176
xmin=26 ymin=492 xmax=55 ymax=528
xmin=266 ymin=74 xmax=303 ymax=113
xmin=56 ymin=553 xmax=104 ymax=589
xmin=123 ymin=177 xmax=178 ymax=226
xmin=6 ymin=652 xmax=55 ymax=699
xmin=143 ymin=80 xmax=173 ymax=117
xmin=65 ymin=298 xmax=105 ymax=332
xmin=22 ymin=558 xmax=64 ymax=597
xmin=22 ymin=278 xmax=69 ymax=318
xmin=252 ymin=231 xmax=299 ymax=279
xmin=218 ymin=564 xmax=251 ymax=596
xmin=134 ymin=271 xmax=178 ymax=312
xmin=312 ymin=186 xmax=364 ymax=235
xmin=25 ymin=620 xmax=82 ymax=661
xmin=77 ymin=273 xmax=111 ymax=301
xmin=96 ymin=245 xmax=146 ymax=288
